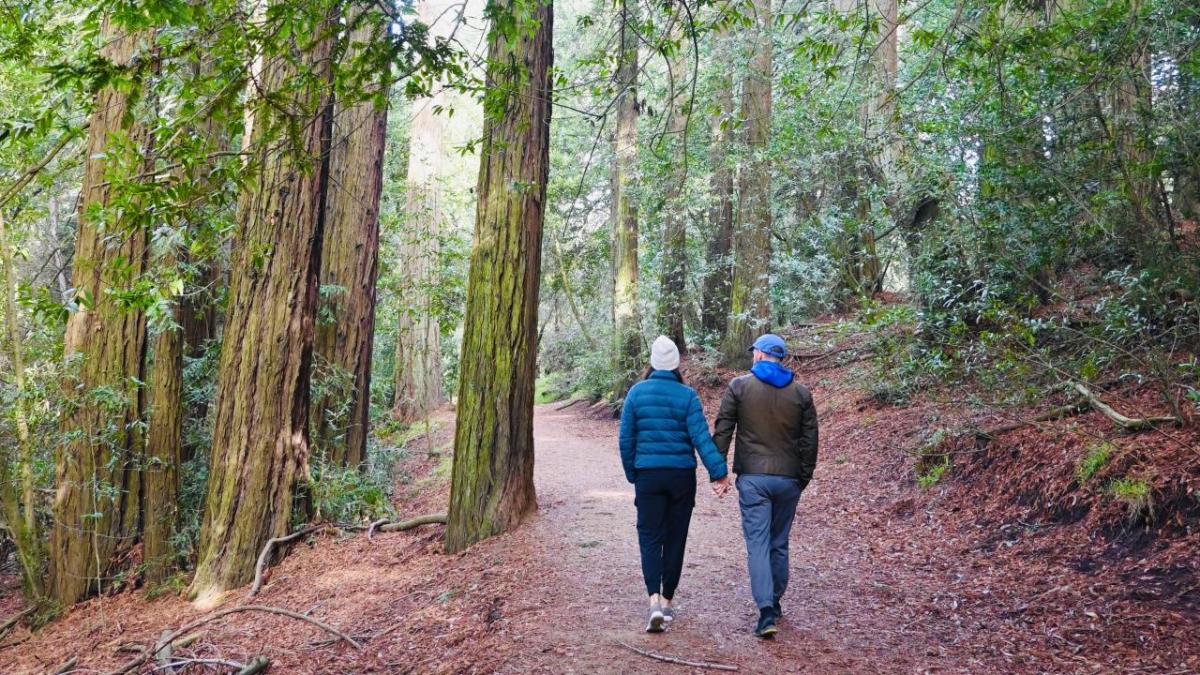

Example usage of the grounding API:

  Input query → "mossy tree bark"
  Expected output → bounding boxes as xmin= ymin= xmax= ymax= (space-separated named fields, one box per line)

xmin=314 ymin=10 xmax=388 ymax=465
xmin=841 ymin=0 xmax=895 ymax=297
xmin=1105 ymin=0 xmax=1157 ymax=253
xmin=49 ymin=20 xmax=153 ymax=606
xmin=701 ymin=29 xmax=734 ymax=341
xmin=444 ymin=0 xmax=552 ymax=554
xmin=612 ymin=0 xmax=643 ymax=395
xmin=393 ymin=0 xmax=452 ymax=424
xmin=143 ymin=279 xmax=182 ymax=585
xmin=189 ymin=10 xmax=334 ymax=604
xmin=0 ymin=213 xmax=44 ymax=598
xmin=720 ymin=0 xmax=773 ymax=366
xmin=657 ymin=36 xmax=689 ymax=352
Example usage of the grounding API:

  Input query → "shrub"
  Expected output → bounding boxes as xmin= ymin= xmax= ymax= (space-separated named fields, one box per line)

xmin=308 ymin=461 xmax=392 ymax=525
xmin=917 ymin=457 xmax=950 ymax=489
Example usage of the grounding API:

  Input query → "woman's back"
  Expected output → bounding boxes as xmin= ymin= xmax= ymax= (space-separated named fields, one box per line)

xmin=619 ymin=370 xmax=727 ymax=479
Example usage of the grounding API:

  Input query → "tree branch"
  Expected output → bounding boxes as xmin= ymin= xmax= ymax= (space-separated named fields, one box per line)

xmin=1072 ymin=383 xmax=1180 ymax=430
xmin=617 ymin=641 xmax=738 ymax=671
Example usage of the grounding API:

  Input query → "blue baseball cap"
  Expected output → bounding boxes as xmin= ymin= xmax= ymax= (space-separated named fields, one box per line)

xmin=748 ymin=334 xmax=788 ymax=359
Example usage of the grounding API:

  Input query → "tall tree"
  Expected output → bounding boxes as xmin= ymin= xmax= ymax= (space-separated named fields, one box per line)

xmin=1104 ymin=0 xmax=1156 ymax=253
xmin=50 ymin=20 xmax=153 ymax=605
xmin=189 ymin=8 xmax=334 ymax=604
xmin=657 ymin=30 xmax=690 ymax=352
xmin=393 ymin=0 xmax=452 ymax=423
xmin=314 ymin=7 xmax=389 ymax=464
xmin=445 ymin=0 xmax=553 ymax=554
xmin=143 ymin=269 xmax=183 ymax=585
xmin=720 ymin=0 xmax=773 ymax=365
xmin=614 ymin=0 xmax=643 ymax=393
xmin=0 ymin=212 xmax=43 ymax=597
xmin=837 ymin=0 xmax=897 ymax=296
xmin=701 ymin=28 xmax=735 ymax=340
xmin=612 ymin=0 xmax=643 ymax=395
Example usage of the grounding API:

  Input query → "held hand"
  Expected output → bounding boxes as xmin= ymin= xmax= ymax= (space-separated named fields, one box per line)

xmin=711 ymin=475 xmax=732 ymax=498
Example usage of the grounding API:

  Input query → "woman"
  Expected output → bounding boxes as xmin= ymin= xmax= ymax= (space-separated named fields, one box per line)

xmin=619 ymin=336 xmax=731 ymax=633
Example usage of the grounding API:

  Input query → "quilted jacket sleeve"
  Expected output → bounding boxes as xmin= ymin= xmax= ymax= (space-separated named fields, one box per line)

xmin=687 ymin=392 xmax=728 ymax=481
xmin=618 ymin=387 xmax=638 ymax=483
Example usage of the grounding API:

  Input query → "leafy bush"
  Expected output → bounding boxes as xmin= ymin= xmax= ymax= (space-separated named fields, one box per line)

xmin=535 ymin=372 xmax=572 ymax=404
xmin=308 ymin=460 xmax=392 ymax=525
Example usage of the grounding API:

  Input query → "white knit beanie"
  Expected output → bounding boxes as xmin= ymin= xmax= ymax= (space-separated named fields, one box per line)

xmin=649 ymin=335 xmax=680 ymax=371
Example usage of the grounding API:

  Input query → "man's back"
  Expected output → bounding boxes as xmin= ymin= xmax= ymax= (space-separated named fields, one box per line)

xmin=713 ymin=367 xmax=819 ymax=486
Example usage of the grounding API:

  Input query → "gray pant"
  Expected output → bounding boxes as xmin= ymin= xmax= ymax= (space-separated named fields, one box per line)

xmin=737 ymin=474 xmax=802 ymax=611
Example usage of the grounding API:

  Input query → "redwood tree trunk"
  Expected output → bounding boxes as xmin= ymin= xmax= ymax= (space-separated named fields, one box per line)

xmin=445 ymin=0 xmax=552 ymax=554
xmin=702 ymin=32 xmax=735 ymax=340
xmin=143 ymin=291 xmax=182 ymax=585
xmin=658 ymin=37 xmax=689 ymax=352
xmin=314 ymin=10 xmax=388 ymax=465
xmin=189 ymin=13 xmax=333 ymax=604
xmin=50 ymin=20 xmax=153 ymax=606
xmin=393 ymin=0 xmax=452 ymax=424
xmin=721 ymin=0 xmax=773 ymax=365
xmin=612 ymin=0 xmax=643 ymax=395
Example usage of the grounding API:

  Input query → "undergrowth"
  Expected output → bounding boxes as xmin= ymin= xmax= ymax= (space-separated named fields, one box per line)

xmin=1107 ymin=477 xmax=1153 ymax=521
xmin=1076 ymin=443 xmax=1113 ymax=484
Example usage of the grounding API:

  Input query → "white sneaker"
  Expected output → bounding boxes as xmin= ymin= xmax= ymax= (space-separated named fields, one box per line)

xmin=645 ymin=604 xmax=665 ymax=633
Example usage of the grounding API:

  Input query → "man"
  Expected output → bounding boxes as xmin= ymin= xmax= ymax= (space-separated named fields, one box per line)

xmin=713 ymin=334 xmax=819 ymax=639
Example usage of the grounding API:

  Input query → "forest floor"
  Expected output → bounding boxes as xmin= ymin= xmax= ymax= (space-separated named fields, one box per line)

xmin=2 ymin=332 xmax=1198 ymax=673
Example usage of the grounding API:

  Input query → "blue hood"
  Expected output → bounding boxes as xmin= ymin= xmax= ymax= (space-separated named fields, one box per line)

xmin=751 ymin=361 xmax=794 ymax=388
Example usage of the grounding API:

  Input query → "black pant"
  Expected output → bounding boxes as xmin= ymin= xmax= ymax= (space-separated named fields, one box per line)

xmin=634 ymin=469 xmax=696 ymax=599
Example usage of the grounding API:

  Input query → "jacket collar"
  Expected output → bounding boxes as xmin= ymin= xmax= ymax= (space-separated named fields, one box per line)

xmin=750 ymin=360 xmax=794 ymax=388
xmin=648 ymin=369 xmax=681 ymax=382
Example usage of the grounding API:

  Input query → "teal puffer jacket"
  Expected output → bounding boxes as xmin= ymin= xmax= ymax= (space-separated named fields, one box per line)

xmin=619 ymin=370 xmax=728 ymax=483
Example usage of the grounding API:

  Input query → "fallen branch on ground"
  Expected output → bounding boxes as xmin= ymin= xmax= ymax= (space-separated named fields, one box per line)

xmin=150 ymin=657 xmax=246 ymax=673
xmin=791 ymin=346 xmax=857 ymax=361
xmin=974 ymin=399 xmax=1090 ymax=441
xmin=105 ymin=605 xmax=360 ymax=675
xmin=0 ymin=606 xmax=34 ymax=639
xmin=251 ymin=515 xmax=448 ymax=593
xmin=238 ymin=656 xmax=270 ymax=675
xmin=1072 ymin=383 xmax=1180 ymax=430
xmin=114 ymin=633 xmax=199 ymax=656
xmin=617 ymin=641 xmax=738 ymax=671
xmin=51 ymin=657 xmax=77 ymax=674
xmin=795 ymin=350 xmax=873 ymax=371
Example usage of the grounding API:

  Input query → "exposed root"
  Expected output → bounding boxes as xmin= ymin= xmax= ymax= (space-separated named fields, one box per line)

xmin=249 ymin=525 xmax=331 ymax=597
xmin=377 ymin=513 xmax=447 ymax=534
xmin=105 ymin=605 xmax=360 ymax=675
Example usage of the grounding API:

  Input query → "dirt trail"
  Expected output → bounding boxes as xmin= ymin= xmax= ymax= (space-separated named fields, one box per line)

xmin=498 ymin=405 xmax=929 ymax=673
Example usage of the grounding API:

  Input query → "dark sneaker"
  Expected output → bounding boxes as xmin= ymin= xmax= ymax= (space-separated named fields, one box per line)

xmin=646 ymin=604 xmax=666 ymax=633
xmin=773 ymin=601 xmax=782 ymax=618
xmin=754 ymin=609 xmax=778 ymax=639
xmin=663 ymin=606 xmax=675 ymax=622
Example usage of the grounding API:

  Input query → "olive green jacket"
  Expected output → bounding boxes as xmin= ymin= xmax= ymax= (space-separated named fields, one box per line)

xmin=712 ymin=373 xmax=819 ymax=486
